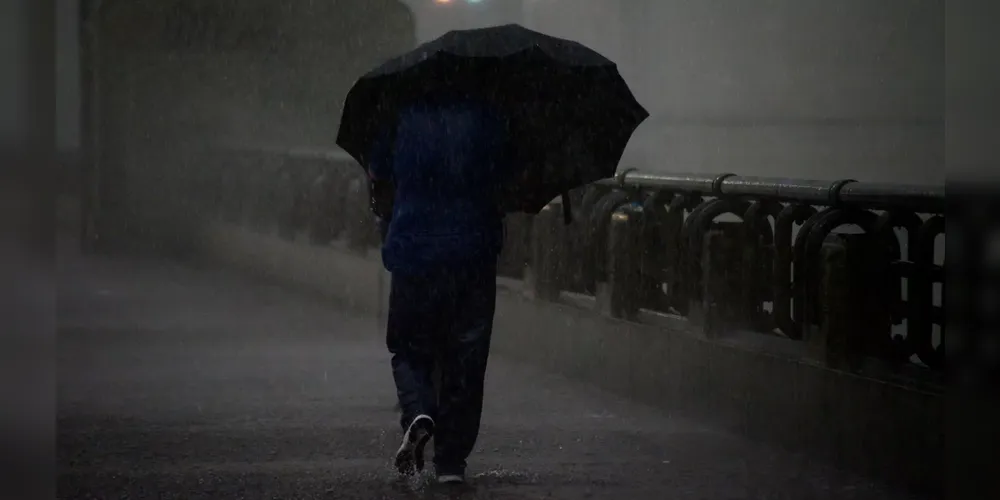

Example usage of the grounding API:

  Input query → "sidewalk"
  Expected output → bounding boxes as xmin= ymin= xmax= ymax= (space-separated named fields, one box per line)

xmin=56 ymin=249 xmax=925 ymax=499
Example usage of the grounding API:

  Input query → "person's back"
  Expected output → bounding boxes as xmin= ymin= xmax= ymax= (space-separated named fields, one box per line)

xmin=370 ymin=97 xmax=510 ymax=484
xmin=371 ymin=98 xmax=508 ymax=274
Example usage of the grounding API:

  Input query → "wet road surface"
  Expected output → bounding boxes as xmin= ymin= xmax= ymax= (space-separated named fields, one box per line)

xmin=57 ymin=249 xmax=926 ymax=499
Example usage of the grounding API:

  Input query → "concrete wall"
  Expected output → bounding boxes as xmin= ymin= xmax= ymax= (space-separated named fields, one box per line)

xmin=83 ymin=0 xmax=415 ymax=250
xmin=94 ymin=0 xmax=415 ymax=152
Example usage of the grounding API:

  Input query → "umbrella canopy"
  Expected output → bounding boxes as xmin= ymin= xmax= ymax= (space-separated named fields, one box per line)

xmin=337 ymin=23 xmax=648 ymax=215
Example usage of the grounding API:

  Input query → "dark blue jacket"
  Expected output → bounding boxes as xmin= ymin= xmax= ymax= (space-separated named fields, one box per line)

xmin=369 ymin=98 xmax=508 ymax=275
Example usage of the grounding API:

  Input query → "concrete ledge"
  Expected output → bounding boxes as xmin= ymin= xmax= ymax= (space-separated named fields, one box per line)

xmin=197 ymin=221 xmax=943 ymax=495
xmin=492 ymin=294 xmax=942 ymax=494
xmin=198 ymin=221 xmax=388 ymax=318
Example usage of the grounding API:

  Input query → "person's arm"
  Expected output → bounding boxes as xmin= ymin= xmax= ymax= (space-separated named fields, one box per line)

xmin=367 ymin=126 xmax=396 ymax=220
xmin=367 ymin=126 xmax=394 ymax=181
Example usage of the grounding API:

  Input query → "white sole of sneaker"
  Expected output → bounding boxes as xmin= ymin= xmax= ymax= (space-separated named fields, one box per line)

xmin=394 ymin=415 xmax=434 ymax=476
xmin=437 ymin=474 xmax=465 ymax=485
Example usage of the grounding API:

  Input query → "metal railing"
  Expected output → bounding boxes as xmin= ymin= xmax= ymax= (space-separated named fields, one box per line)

xmin=582 ymin=171 xmax=945 ymax=380
xmin=170 ymin=149 xmax=946 ymax=386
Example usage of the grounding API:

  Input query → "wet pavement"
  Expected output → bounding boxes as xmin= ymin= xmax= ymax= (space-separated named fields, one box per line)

xmin=57 ymin=248 xmax=927 ymax=499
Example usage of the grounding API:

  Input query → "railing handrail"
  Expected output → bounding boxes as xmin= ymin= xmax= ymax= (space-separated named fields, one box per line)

xmin=597 ymin=170 xmax=945 ymax=213
xmin=200 ymin=148 xmax=946 ymax=213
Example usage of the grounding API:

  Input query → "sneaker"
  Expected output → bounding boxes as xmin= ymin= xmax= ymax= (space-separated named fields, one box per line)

xmin=437 ymin=473 xmax=465 ymax=485
xmin=394 ymin=415 xmax=434 ymax=476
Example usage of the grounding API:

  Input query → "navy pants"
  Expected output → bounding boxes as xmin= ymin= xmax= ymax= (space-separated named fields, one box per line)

xmin=386 ymin=260 xmax=497 ymax=474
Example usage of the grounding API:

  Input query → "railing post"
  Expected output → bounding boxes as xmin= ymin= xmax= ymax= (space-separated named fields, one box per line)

xmin=275 ymin=170 xmax=298 ymax=241
xmin=248 ymin=165 xmax=273 ymax=233
xmin=306 ymin=171 xmax=338 ymax=246
xmin=604 ymin=203 xmax=644 ymax=320
xmin=527 ymin=204 xmax=564 ymax=301
xmin=689 ymin=222 xmax=744 ymax=337
xmin=344 ymin=174 xmax=375 ymax=253
xmin=330 ymin=167 xmax=352 ymax=240
xmin=498 ymin=213 xmax=533 ymax=279
xmin=809 ymin=235 xmax=852 ymax=367
xmin=808 ymin=233 xmax=893 ymax=368
xmin=590 ymin=191 xmax=634 ymax=309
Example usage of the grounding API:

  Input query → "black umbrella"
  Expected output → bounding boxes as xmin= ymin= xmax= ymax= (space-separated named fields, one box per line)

xmin=336 ymin=23 xmax=649 ymax=221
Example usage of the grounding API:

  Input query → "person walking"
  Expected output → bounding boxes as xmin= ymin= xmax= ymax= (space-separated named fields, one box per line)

xmin=366 ymin=94 xmax=510 ymax=485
